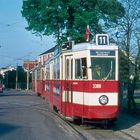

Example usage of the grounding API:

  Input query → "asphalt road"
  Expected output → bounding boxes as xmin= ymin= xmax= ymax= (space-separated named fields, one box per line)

xmin=0 ymin=89 xmax=140 ymax=140
xmin=0 ymin=90 xmax=82 ymax=140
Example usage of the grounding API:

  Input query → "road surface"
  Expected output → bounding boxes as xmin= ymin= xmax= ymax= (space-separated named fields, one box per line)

xmin=0 ymin=90 xmax=82 ymax=140
xmin=0 ymin=89 xmax=140 ymax=140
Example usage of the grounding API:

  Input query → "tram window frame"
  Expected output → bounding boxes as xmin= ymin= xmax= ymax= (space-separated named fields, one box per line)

xmin=50 ymin=62 xmax=54 ymax=79
xmin=41 ymin=69 xmax=45 ymax=80
xmin=66 ymin=59 xmax=70 ymax=79
xmin=37 ymin=69 xmax=41 ymax=80
xmin=71 ymin=59 xmax=73 ymax=79
xmin=75 ymin=58 xmax=87 ymax=79
xmin=65 ymin=57 xmax=73 ymax=80
xmin=46 ymin=64 xmax=50 ymax=80
xmin=54 ymin=57 xmax=60 ymax=80
xmin=91 ymin=57 xmax=116 ymax=80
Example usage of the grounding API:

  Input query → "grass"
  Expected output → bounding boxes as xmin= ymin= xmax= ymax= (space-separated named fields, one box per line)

xmin=121 ymin=98 xmax=140 ymax=109
xmin=135 ymin=98 xmax=140 ymax=106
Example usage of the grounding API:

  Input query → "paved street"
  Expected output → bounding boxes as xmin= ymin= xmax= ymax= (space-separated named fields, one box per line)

xmin=0 ymin=90 xmax=82 ymax=140
xmin=0 ymin=89 xmax=140 ymax=140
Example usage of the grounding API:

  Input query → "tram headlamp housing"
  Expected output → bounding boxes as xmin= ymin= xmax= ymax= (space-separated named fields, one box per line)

xmin=99 ymin=95 xmax=109 ymax=105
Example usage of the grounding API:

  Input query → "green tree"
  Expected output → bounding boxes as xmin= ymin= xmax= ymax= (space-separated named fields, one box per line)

xmin=17 ymin=66 xmax=27 ymax=89
xmin=116 ymin=0 xmax=140 ymax=83
xmin=21 ymin=0 xmax=124 ymax=44
xmin=4 ymin=70 xmax=16 ymax=89
xmin=0 ymin=74 xmax=3 ymax=81
xmin=3 ymin=67 xmax=27 ymax=89
xmin=0 ymin=74 xmax=3 ymax=85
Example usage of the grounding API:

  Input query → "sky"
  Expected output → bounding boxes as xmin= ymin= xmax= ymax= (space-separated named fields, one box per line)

xmin=0 ymin=0 xmax=55 ymax=68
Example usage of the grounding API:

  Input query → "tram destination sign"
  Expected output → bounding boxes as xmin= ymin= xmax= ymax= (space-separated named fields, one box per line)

xmin=90 ymin=50 xmax=115 ymax=56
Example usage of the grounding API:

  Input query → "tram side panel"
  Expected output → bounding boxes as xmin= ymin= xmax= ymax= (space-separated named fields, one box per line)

xmin=36 ymin=80 xmax=43 ymax=96
xmin=44 ymin=80 xmax=50 ymax=101
xmin=72 ymin=80 xmax=119 ymax=120
xmin=61 ymin=80 xmax=74 ymax=118
xmin=32 ymin=80 xmax=35 ymax=92
xmin=33 ymin=78 xmax=119 ymax=120
xmin=61 ymin=80 xmax=119 ymax=120
xmin=42 ymin=80 xmax=47 ymax=99
xmin=52 ymin=80 xmax=61 ymax=111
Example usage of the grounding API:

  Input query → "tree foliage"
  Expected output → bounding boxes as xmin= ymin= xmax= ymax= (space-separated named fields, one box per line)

xmin=117 ymin=0 xmax=140 ymax=82
xmin=21 ymin=0 xmax=124 ymax=44
xmin=3 ymin=67 xmax=27 ymax=89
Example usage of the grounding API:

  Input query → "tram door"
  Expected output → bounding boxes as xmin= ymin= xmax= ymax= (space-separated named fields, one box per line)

xmin=64 ymin=55 xmax=73 ymax=116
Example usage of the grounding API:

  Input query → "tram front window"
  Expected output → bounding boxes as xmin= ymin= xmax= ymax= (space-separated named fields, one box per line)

xmin=91 ymin=58 xmax=115 ymax=80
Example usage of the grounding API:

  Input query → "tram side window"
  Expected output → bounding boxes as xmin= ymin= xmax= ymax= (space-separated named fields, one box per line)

xmin=41 ymin=69 xmax=45 ymax=80
xmin=50 ymin=62 xmax=54 ymax=79
xmin=37 ymin=69 xmax=41 ymax=80
xmin=65 ymin=58 xmax=73 ymax=80
xmin=75 ymin=58 xmax=87 ymax=79
xmin=54 ymin=57 xmax=60 ymax=79
xmin=46 ymin=64 xmax=50 ymax=80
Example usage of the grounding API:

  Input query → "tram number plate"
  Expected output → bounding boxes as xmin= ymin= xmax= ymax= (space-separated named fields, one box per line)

xmin=92 ymin=84 xmax=101 ymax=88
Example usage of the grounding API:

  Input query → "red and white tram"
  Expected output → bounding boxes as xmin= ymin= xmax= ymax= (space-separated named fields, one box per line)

xmin=32 ymin=34 xmax=119 ymax=124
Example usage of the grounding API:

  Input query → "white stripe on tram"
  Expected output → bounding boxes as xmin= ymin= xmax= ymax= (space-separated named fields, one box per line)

xmin=62 ymin=91 xmax=118 ymax=106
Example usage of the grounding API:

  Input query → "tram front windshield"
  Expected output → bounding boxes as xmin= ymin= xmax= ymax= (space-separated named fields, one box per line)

xmin=91 ymin=58 xmax=116 ymax=80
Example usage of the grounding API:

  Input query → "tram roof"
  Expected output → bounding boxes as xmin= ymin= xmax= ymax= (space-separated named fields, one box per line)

xmin=72 ymin=42 xmax=118 ymax=52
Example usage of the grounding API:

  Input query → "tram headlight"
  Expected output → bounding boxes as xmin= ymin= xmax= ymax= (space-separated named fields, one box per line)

xmin=99 ymin=95 xmax=109 ymax=105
